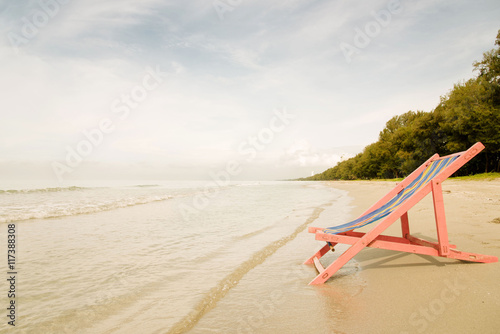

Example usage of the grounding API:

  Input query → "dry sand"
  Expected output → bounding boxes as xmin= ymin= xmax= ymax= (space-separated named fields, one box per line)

xmin=325 ymin=179 xmax=500 ymax=334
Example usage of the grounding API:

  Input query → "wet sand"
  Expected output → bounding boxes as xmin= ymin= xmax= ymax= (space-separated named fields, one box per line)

xmin=327 ymin=179 xmax=500 ymax=334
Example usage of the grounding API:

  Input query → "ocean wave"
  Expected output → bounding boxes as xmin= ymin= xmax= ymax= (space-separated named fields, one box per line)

xmin=132 ymin=184 xmax=160 ymax=188
xmin=235 ymin=182 xmax=262 ymax=187
xmin=0 ymin=186 xmax=90 ymax=194
xmin=0 ymin=195 xmax=173 ymax=223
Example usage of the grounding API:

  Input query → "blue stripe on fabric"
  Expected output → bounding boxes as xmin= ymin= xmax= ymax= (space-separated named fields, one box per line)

xmin=323 ymin=155 xmax=458 ymax=235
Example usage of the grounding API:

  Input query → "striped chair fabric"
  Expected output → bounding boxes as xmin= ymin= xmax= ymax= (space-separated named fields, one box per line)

xmin=323 ymin=155 xmax=459 ymax=235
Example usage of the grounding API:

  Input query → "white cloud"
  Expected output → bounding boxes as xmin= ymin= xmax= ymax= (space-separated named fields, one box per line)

xmin=1 ymin=0 xmax=499 ymax=180
xmin=278 ymin=139 xmax=358 ymax=170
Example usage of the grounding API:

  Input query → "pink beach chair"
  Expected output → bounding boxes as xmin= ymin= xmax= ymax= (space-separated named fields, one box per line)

xmin=305 ymin=142 xmax=498 ymax=285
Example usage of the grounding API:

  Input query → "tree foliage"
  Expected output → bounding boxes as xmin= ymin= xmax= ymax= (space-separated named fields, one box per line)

xmin=302 ymin=30 xmax=500 ymax=181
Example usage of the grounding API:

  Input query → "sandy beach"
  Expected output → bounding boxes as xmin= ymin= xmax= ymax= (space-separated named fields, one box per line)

xmin=324 ymin=179 xmax=500 ymax=334
xmin=2 ymin=179 xmax=498 ymax=333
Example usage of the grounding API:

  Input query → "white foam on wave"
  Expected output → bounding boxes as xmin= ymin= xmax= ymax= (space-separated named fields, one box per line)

xmin=0 ymin=186 xmax=90 ymax=194
xmin=0 ymin=194 xmax=174 ymax=223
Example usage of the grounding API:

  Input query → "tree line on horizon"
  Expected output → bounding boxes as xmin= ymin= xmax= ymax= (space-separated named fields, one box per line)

xmin=302 ymin=30 xmax=500 ymax=181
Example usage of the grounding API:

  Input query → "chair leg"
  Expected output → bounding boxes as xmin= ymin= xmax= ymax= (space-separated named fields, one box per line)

xmin=445 ymin=249 xmax=498 ymax=263
xmin=309 ymin=206 xmax=410 ymax=284
xmin=432 ymin=181 xmax=450 ymax=256
xmin=401 ymin=212 xmax=410 ymax=239
xmin=309 ymin=239 xmax=367 ymax=285
xmin=303 ymin=243 xmax=333 ymax=265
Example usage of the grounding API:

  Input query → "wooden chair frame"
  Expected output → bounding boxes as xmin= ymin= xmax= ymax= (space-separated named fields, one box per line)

xmin=305 ymin=142 xmax=498 ymax=285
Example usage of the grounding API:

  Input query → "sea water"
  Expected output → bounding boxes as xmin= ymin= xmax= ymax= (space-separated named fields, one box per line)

xmin=0 ymin=180 xmax=366 ymax=333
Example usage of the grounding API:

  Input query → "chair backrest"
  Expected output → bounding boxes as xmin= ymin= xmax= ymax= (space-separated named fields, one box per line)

xmin=323 ymin=154 xmax=460 ymax=235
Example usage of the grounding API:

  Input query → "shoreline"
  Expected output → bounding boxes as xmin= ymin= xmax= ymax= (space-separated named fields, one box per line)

xmin=323 ymin=179 xmax=500 ymax=333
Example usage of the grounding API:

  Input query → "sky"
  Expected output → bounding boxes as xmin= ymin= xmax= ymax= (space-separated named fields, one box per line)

xmin=0 ymin=0 xmax=499 ymax=181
